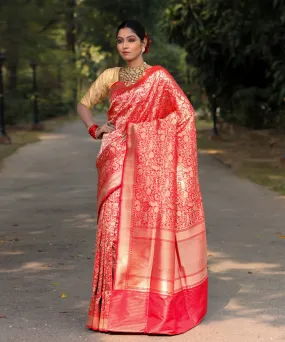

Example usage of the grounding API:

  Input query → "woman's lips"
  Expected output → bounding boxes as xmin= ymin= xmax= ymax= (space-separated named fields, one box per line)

xmin=123 ymin=51 xmax=130 ymax=55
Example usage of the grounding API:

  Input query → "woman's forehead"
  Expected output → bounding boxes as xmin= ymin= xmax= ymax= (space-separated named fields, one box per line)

xmin=117 ymin=27 xmax=137 ymax=38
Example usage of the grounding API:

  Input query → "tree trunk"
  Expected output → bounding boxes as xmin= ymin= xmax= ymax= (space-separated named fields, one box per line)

xmin=66 ymin=0 xmax=76 ymax=54
xmin=66 ymin=0 xmax=77 ymax=109
xmin=7 ymin=60 xmax=18 ymax=91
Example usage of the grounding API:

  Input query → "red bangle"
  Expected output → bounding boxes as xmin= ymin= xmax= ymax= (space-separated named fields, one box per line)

xmin=88 ymin=124 xmax=99 ymax=139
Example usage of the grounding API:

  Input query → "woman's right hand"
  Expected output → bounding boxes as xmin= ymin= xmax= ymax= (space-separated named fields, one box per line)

xmin=95 ymin=121 xmax=116 ymax=139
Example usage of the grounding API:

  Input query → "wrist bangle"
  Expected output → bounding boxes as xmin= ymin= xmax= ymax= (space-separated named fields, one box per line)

xmin=88 ymin=124 xmax=99 ymax=139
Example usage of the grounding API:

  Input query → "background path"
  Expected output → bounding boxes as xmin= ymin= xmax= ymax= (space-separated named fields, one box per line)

xmin=1 ymin=119 xmax=284 ymax=342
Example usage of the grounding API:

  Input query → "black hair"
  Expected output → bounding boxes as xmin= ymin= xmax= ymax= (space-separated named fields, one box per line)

xmin=116 ymin=20 xmax=146 ymax=41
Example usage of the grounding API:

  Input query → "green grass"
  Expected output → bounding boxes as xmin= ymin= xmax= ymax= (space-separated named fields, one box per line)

xmin=195 ymin=119 xmax=213 ymax=130
xmin=237 ymin=164 xmax=285 ymax=195
xmin=196 ymin=121 xmax=285 ymax=196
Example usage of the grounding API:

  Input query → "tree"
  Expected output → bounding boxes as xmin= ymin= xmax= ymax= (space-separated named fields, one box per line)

xmin=0 ymin=0 xmax=188 ymax=124
xmin=164 ymin=0 xmax=285 ymax=129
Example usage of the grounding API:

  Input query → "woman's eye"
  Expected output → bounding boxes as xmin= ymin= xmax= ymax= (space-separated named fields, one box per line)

xmin=129 ymin=39 xmax=136 ymax=42
xmin=117 ymin=40 xmax=123 ymax=44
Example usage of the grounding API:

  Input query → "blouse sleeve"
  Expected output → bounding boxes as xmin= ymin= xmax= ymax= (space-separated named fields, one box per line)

xmin=79 ymin=68 xmax=118 ymax=109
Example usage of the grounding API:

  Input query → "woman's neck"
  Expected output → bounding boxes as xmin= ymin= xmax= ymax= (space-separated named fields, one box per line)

xmin=126 ymin=57 xmax=145 ymax=68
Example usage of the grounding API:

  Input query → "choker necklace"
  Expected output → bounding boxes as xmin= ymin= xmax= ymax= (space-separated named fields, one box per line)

xmin=120 ymin=62 xmax=147 ymax=85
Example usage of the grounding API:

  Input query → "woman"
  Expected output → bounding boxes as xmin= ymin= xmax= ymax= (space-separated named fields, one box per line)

xmin=77 ymin=19 xmax=208 ymax=335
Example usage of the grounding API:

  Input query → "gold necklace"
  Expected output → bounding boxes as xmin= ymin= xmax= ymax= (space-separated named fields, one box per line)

xmin=120 ymin=62 xmax=147 ymax=85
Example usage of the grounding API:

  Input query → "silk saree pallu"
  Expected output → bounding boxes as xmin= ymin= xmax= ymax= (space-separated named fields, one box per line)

xmin=87 ymin=66 xmax=208 ymax=335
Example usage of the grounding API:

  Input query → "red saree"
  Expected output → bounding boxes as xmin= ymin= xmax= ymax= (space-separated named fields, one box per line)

xmin=87 ymin=66 xmax=208 ymax=335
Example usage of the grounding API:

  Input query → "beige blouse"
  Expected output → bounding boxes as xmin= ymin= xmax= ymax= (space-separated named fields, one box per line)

xmin=80 ymin=67 xmax=121 ymax=109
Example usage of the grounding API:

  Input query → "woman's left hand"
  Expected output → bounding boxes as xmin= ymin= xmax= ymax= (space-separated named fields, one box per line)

xmin=96 ymin=121 xmax=116 ymax=138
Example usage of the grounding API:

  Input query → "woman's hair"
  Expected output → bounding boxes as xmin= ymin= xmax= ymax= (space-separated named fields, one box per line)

xmin=116 ymin=20 xmax=146 ymax=41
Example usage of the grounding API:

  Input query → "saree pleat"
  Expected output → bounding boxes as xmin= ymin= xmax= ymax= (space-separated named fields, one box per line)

xmin=87 ymin=66 xmax=208 ymax=335
xmin=87 ymin=188 xmax=120 ymax=331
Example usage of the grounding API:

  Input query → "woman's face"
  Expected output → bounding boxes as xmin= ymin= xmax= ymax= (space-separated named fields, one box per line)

xmin=117 ymin=28 xmax=145 ymax=61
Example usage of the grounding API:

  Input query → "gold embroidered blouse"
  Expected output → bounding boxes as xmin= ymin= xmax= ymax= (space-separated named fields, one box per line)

xmin=80 ymin=67 xmax=120 ymax=109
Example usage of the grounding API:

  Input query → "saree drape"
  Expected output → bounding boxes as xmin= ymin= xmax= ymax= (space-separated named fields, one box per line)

xmin=87 ymin=66 xmax=208 ymax=335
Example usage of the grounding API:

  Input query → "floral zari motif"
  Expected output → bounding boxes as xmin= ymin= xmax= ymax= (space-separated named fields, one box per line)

xmin=87 ymin=66 xmax=208 ymax=335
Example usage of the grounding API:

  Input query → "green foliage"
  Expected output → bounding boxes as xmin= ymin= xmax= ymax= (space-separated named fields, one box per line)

xmin=164 ymin=0 xmax=285 ymax=129
xmin=0 ymin=0 xmax=188 ymax=125
xmin=0 ymin=0 xmax=75 ymax=123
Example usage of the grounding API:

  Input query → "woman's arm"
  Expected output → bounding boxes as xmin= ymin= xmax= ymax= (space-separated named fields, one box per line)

xmin=77 ymin=103 xmax=95 ymax=129
xmin=77 ymin=102 xmax=115 ymax=139
xmin=77 ymin=69 xmax=116 ymax=138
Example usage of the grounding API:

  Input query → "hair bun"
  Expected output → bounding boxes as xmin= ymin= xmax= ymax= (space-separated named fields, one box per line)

xmin=144 ymin=34 xmax=152 ymax=54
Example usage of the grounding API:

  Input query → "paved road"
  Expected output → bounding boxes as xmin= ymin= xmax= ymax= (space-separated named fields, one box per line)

xmin=1 ymin=118 xmax=284 ymax=342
